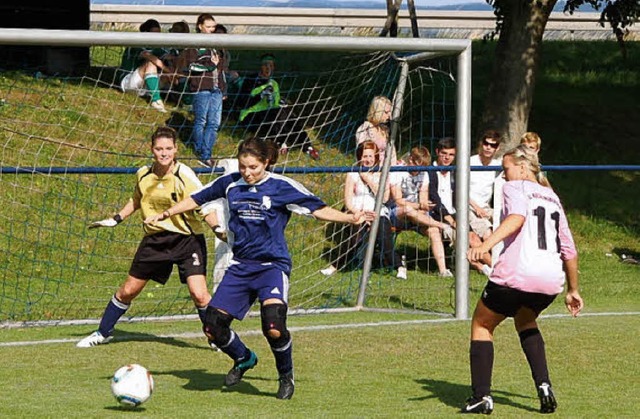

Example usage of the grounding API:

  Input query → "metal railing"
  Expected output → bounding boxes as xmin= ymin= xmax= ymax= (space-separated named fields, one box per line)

xmin=91 ymin=5 xmax=617 ymax=35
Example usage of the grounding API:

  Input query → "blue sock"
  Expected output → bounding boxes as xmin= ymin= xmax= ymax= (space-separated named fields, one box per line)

xmin=272 ymin=338 xmax=293 ymax=375
xmin=219 ymin=330 xmax=250 ymax=361
xmin=98 ymin=295 xmax=129 ymax=337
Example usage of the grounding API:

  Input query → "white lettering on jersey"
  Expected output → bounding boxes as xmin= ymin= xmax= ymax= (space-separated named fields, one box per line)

xmin=261 ymin=196 xmax=272 ymax=210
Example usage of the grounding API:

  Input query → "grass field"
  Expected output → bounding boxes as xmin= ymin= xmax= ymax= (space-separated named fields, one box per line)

xmin=1 ymin=37 xmax=639 ymax=416
xmin=1 ymin=311 xmax=639 ymax=417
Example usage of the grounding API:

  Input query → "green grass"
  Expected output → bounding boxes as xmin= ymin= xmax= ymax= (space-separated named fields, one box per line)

xmin=0 ymin=39 xmax=639 ymax=416
xmin=1 ymin=40 xmax=639 ymax=321
xmin=0 ymin=312 xmax=638 ymax=417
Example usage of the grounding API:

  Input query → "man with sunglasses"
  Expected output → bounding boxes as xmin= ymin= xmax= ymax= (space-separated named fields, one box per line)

xmin=468 ymin=130 xmax=503 ymax=275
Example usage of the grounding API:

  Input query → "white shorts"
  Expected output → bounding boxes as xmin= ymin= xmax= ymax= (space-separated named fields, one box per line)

xmin=120 ymin=70 xmax=147 ymax=97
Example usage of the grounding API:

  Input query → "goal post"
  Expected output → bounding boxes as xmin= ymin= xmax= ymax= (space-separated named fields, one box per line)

xmin=0 ymin=28 xmax=472 ymax=325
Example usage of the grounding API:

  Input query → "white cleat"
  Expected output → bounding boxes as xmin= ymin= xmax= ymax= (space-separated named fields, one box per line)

xmin=76 ymin=331 xmax=112 ymax=348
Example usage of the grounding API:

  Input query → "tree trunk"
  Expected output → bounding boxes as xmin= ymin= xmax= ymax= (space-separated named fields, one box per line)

xmin=407 ymin=0 xmax=420 ymax=38
xmin=479 ymin=0 xmax=556 ymax=150
xmin=380 ymin=0 xmax=401 ymax=37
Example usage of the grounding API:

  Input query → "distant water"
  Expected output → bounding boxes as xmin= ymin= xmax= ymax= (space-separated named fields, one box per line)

xmin=90 ymin=0 xmax=494 ymax=11
xmin=90 ymin=1 xmax=592 ymax=12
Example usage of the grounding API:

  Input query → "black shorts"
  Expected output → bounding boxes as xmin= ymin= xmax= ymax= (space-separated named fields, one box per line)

xmin=129 ymin=232 xmax=207 ymax=284
xmin=481 ymin=280 xmax=557 ymax=318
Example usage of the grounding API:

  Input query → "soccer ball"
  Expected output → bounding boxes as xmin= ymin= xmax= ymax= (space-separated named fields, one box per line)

xmin=110 ymin=364 xmax=154 ymax=407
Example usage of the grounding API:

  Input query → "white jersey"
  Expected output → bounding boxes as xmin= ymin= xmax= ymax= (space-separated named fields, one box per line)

xmin=490 ymin=180 xmax=577 ymax=295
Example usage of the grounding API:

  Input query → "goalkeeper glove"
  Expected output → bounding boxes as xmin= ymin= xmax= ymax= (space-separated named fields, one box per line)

xmin=89 ymin=214 xmax=122 ymax=229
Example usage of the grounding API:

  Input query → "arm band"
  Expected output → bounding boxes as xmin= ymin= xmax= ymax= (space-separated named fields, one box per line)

xmin=113 ymin=214 xmax=123 ymax=224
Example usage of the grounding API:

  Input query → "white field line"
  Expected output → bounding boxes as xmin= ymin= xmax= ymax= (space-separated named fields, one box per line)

xmin=1 ymin=311 xmax=638 ymax=348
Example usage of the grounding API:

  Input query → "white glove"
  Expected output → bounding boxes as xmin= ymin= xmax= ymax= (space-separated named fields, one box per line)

xmin=88 ymin=218 xmax=118 ymax=229
xmin=212 ymin=225 xmax=228 ymax=242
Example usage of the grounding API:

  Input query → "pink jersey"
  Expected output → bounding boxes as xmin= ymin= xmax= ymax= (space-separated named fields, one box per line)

xmin=490 ymin=180 xmax=577 ymax=295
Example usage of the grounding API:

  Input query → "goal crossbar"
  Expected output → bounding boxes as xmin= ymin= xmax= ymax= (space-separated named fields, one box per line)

xmin=0 ymin=29 xmax=473 ymax=320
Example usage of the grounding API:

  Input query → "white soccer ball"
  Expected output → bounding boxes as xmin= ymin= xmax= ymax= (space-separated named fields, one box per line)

xmin=110 ymin=364 xmax=154 ymax=407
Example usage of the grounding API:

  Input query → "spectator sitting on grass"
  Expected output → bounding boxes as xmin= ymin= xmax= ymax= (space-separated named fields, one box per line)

xmin=234 ymin=53 xmax=320 ymax=160
xmin=118 ymin=18 xmax=168 ymax=113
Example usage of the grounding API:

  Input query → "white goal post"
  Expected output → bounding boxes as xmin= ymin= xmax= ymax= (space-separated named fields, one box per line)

xmin=0 ymin=28 xmax=472 ymax=321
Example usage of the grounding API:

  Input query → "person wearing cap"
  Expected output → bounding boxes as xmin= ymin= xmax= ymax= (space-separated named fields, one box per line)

xmin=234 ymin=53 xmax=321 ymax=160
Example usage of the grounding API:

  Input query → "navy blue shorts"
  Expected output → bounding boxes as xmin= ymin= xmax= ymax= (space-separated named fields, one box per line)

xmin=211 ymin=260 xmax=289 ymax=320
xmin=481 ymin=280 xmax=557 ymax=318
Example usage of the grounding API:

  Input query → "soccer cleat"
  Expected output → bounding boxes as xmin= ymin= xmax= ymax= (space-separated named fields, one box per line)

xmin=306 ymin=146 xmax=320 ymax=160
xmin=76 ymin=331 xmax=113 ymax=348
xmin=396 ymin=266 xmax=407 ymax=280
xmin=224 ymin=351 xmax=258 ymax=387
xmin=320 ymin=265 xmax=337 ymax=276
xmin=150 ymin=100 xmax=167 ymax=113
xmin=439 ymin=269 xmax=454 ymax=278
xmin=462 ymin=395 xmax=494 ymax=414
xmin=538 ymin=382 xmax=557 ymax=414
xmin=276 ymin=371 xmax=295 ymax=400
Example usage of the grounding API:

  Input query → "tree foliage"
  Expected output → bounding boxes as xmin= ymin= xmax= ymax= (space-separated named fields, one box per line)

xmin=479 ymin=0 xmax=639 ymax=149
xmin=488 ymin=0 xmax=639 ymax=50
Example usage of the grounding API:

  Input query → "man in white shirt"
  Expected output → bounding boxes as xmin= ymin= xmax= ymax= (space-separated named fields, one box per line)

xmin=428 ymin=137 xmax=457 ymax=229
xmin=468 ymin=130 xmax=502 ymax=274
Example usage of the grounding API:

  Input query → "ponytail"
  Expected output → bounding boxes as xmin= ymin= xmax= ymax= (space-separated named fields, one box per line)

xmin=503 ymin=144 xmax=551 ymax=188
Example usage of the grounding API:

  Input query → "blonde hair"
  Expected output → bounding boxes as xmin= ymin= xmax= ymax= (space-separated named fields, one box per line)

xmin=520 ymin=131 xmax=542 ymax=153
xmin=366 ymin=96 xmax=392 ymax=126
xmin=503 ymin=144 xmax=550 ymax=187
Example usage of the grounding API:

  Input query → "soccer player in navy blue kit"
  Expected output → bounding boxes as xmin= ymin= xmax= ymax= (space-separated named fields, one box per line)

xmin=146 ymin=137 xmax=364 ymax=399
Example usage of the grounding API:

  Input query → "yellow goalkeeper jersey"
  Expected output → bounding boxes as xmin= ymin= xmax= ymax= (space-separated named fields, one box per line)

xmin=133 ymin=161 xmax=206 ymax=236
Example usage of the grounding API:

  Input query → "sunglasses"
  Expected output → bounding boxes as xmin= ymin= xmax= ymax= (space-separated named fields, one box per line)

xmin=483 ymin=139 xmax=499 ymax=149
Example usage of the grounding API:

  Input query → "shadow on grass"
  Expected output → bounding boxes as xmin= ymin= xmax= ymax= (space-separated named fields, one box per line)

xmin=612 ymin=247 xmax=640 ymax=264
xmin=73 ymin=329 xmax=209 ymax=351
xmin=153 ymin=368 xmax=274 ymax=398
xmin=104 ymin=405 xmax=151 ymax=413
xmin=412 ymin=378 xmax=538 ymax=413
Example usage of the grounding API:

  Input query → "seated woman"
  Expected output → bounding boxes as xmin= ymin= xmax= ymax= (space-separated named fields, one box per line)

xmin=389 ymin=146 xmax=454 ymax=277
xmin=355 ymin=96 xmax=398 ymax=165
xmin=321 ymin=141 xmax=405 ymax=279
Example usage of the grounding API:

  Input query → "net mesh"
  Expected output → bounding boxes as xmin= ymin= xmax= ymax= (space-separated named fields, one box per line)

xmin=0 ymin=37 xmax=459 ymax=323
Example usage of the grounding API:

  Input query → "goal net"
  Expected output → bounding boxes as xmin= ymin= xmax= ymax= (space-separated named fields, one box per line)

xmin=0 ymin=29 xmax=471 ymax=325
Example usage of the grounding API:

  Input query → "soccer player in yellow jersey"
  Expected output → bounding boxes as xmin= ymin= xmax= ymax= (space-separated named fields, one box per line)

xmin=77 ymin=126 xmax=217 ymax=348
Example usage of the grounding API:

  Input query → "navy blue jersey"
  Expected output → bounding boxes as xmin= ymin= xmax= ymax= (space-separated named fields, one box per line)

xmin=192 ymin=172 xmax=326 ymax=273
